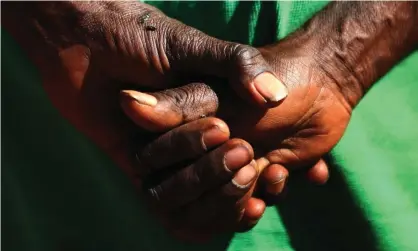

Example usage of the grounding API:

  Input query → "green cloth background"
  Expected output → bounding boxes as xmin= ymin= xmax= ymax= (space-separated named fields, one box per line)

xmin=2 ymin=1 xmax=418 ymax=250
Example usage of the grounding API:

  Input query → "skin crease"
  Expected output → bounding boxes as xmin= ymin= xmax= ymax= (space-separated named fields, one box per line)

xmin=226 ymin=43 xmax=351 ymax=168
xmin=2 ymin=0 xmax=417 ymax=242
xmin=1 ymin=1 xmax=286 ymax=178
xmin=124 ymin=0 xmax=418 ymax=183
xmin=120 ymin=1 xmax=418 ymax=239
xmin=1 ymin=1 xmax=293 ymax=240
xmin=122 ymin=40 xmax=351 ymax=220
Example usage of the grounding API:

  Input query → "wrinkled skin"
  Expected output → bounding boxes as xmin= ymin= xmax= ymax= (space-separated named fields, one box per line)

xmin=122 ymin=37 xmax=350 ymax=238
xmin=1 ymin=1 xmax=295 ymax=240
xmin=1 ymin=1 xmax=286 ymax=179
xmin=11 ymin=0 xmax=416 ymax=242
xmin=125 ymin=1 xmax=418 ymax=239
xmin=230 ymin=42 xmax=351 ymax=168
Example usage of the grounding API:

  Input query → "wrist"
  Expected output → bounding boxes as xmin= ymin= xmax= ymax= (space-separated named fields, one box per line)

xmin=295 ymin=13 xmax=368 ymax=109
xmin=293 ymin=1 xmax=418 ymax=109
xmin=311 ymin=42 xmax=365 ymax=110
xmin=274 ymin=28 xmax=364 ymax=110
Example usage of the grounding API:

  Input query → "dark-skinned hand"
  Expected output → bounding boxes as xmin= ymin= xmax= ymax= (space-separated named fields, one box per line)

xmin=120 ymin=1 xmax=417 ymax=240
xmin=1 ymin=1 xmax=287 ymax=181
xmin=120 ymin=40 xmax=339 ymax=240
xmin=1 ymin=1 xmax=293 ymax=241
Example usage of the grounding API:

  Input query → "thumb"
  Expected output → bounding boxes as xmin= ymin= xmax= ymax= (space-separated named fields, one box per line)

xmin=120 ymin=83 xmax=219 ymax=132
xmin=166 ymin=21 xmax=288 ymax=107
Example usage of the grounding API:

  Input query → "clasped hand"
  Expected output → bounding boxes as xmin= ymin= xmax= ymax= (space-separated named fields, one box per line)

xmin=3 ymin=1 xmax=354 ymax=242
xmin=121 ymin=34 xmax=351 ymax=240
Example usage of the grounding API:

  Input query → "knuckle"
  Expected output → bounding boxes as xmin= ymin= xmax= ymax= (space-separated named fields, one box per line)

xmin=266 ymin=148 xmax=303 ymax=168
xmin=177 ymin=84 xmax=202 ymax=107
xmin=181 ymin=130 xmax=205 ymax=155
xmin=233 ymin=45 xmax=262 ymax=65
xmin=265 ymin=149 xmax=286 ymax=164
xmin=166 ymin=20 xmax=206 ymax=62
xmin=180 ymin=117 xmax=228 ymax=154
xmin=158 ymin=84 xmax=198 ymax=109
xmin=154 ymin=89 xmax=184 ymax=115
xmin=230 ymin=45 xmax=270 ymax=80
xmin=160 ymin=83 xmax=219 ymax=122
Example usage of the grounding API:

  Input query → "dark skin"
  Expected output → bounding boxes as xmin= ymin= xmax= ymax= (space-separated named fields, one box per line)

xmin=1 ymin=4 xmax=289 ymax=185
xmin=1 ymin=1 xmax=297 ymax=239
xmin=121 ymin=1 xmax=418 ymax=239
xmin=3 ymin=0 xmax=417 ymax=242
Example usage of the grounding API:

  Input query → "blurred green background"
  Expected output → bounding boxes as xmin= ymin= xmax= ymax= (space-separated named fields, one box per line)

xmin=2 ymin=1 xmax=418 ymax=250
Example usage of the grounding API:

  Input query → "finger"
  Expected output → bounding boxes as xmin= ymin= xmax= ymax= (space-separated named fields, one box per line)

xmin=145 ymin=139 xmax=254 ymax=210
xmin=136 ymin=117 xmax=229 ymax=177
xmin=306 ymin=158 xmax=329 ymax=185
xmin=262 ymin=164 xmax=289 ymax=196
xmin=166 ymin=23 xmax=288 ymax=106
xmin=104 ymin=5 xmax=287 ymax=107
xmin=237 ymin=197 xmax=266 ymax=232
xmin=173 ymin=160 xmax=258 ymax=232
xmin=120 ymin=83 xmax=219 ymax=132
xmin=235 ymin=158 xmax=269 ymax=231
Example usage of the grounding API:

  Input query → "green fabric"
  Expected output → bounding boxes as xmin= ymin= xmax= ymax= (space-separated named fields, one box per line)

xmin=2 ymin=1 xmax=418 ymax=250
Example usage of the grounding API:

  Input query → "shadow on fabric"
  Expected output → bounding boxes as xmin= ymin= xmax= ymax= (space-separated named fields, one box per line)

xmin=1 ymin=29 xmax=234 ymax=251
xmin=2 ymin=29 xmax=378 ymax=251
xmin=273 ymin=154 xmax=379 ymax=251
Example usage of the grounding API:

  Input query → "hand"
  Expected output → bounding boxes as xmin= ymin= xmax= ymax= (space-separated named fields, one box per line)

xmin=118 ymin=46 xmax=338 ymax=239
xmin=119 ymin=38 xmax=346 ymax=198
xmin=118 ymin=37 xmax=344 ymax=239
xmin=2 ymin=1 xmax=287 ymax=183
xmin=119 ymin=78 xmax=332 ymax=240
xmin=122 ymin=0 xmax=418 ymax=199
xmin=136 ymin=117 xmax=266 ymax=241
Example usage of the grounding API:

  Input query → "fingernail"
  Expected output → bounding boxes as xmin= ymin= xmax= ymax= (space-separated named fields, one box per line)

xmin=202 ymin=126 xmax=228 ymax=150
xmin=224 ymin=146 xmax=251 ymax=172
xmin=232 ymin=161 xmax=257 ymax=188
xmin=253 ymin=72 xmax=287 ymax=102
xmin=267 ymin=174 xmax=287 ymax=195
xmin=121 ymin=90 xmax=158 ymax=107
